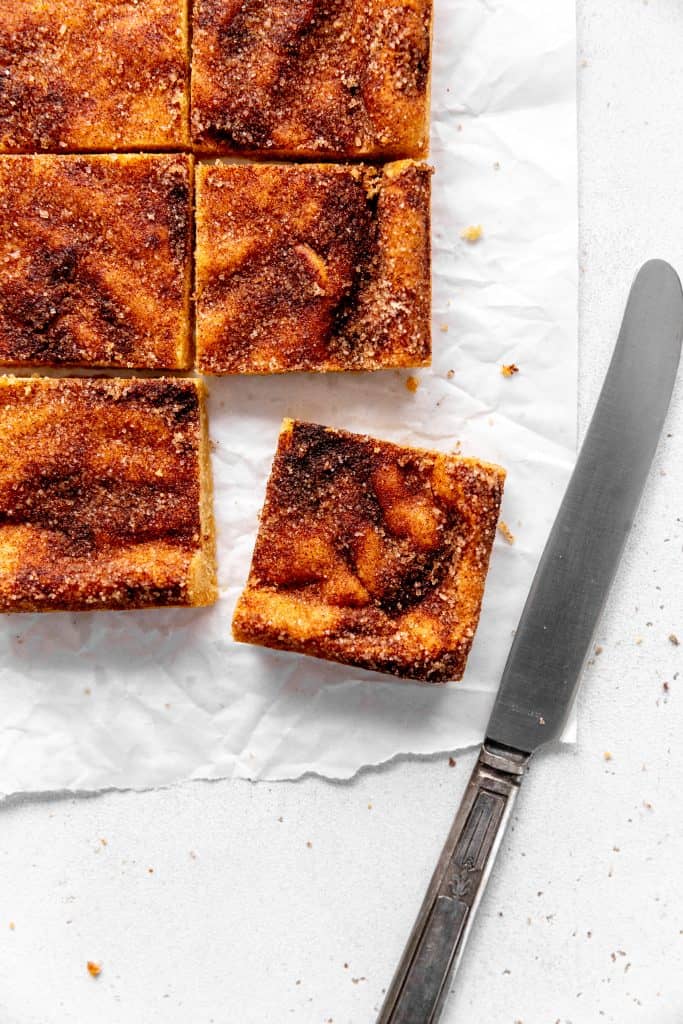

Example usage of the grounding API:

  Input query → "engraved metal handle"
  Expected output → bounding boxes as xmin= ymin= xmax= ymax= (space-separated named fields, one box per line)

xmin=376 ymin=743 xmax=530 ymax=1024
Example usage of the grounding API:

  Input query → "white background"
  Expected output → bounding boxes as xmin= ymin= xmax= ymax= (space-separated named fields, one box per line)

xmin=0 ymin=1 xmax=682 ymax=1021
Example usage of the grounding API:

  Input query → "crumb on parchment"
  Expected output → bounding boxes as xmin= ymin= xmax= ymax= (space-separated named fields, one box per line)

xmin=604 ymin=751 xmax=612 ymax=761
xmin=498 ymin=521 xmax=515 ymax=544
xmin=405 ymin=375 xmax=419 ymax=393
xmin=669 ymin=633 xmax=679 ymax=645
xmin=460 ymin=225 xmax=483 ymax=243
xmin=87 ymin=961 xmax=102 ymax=977
xmin=501 ymin=363 xmax=519 ymax=378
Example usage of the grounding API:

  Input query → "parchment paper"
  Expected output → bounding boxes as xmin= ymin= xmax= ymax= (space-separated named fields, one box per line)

xmin=0 ymin=0 xmax=577 ymax=794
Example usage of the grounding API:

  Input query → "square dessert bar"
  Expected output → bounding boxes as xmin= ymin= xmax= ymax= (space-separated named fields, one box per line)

xmin=195 ymin=160 xmax=432 ymax=374
xmin=233 ymin=420 xmax=505 ymax=682
xmin=191 ymin=0 xmax=432 ymax=159
xmin=0 ymin=0 xmax=189 ymax=152
xmin=0 ymin=155 xmax=192 ymax=369
xmin=0 ymin=377 xmax=217 ymax=613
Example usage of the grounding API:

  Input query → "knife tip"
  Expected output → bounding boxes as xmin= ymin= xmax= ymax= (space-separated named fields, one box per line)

xmin=637 ymin=258 xmax=682 ymax=294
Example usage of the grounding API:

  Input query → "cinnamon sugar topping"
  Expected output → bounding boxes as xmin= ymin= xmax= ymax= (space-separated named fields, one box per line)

xmin=0 ymin=0 xmax=189 ymax=152
xmin=0 ymin=155 xmax=192 ymax=369
xmin=191 ymin=0 xmax=432 ymax=158
xmin=233 ymin=420 xmax=505 ymax=682
xmin=195 ymin=160 xmax=432 ymax=374
xmin=0 ymin=376 xmax=217 ymax=612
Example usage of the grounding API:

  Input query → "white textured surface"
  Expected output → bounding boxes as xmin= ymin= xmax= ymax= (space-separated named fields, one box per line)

xmin=0 ymin=1 xmax=682 ymax=1021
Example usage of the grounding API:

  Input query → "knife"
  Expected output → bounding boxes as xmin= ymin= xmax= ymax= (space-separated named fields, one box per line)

xmin=376 ymin=259 xmax=683 ymax=1024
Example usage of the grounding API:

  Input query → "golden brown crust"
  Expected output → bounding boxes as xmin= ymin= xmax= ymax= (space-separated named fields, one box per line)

xmin=232 ymin=420 xmax=505 ymax=682
xmin=191 ymin=0 xmax=432 ymax=158
xmin=0 ymin=0 xmax=189 ymax=152
xmin=0 ymin=155 xmax=192 ymax=369
xmin=195 ymin=160 xmax=432 ymax=374
xmin=0 ymin=376 xmax=217 ymax=612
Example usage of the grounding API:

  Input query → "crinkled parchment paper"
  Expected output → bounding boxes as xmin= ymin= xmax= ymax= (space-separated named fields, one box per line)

xmin=0 ymin=0 xmax=577 ymax=793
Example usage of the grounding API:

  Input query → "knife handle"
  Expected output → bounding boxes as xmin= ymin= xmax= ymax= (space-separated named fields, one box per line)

xmin=376 ymin=743 xmax=530 ymax=1024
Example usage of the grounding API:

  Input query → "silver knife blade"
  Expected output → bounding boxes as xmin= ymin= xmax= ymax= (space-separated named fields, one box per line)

xmin=378 ymin=261 xmax=682 ymax=1024
xmin=487 ymin=259 xmax=683 ymax=753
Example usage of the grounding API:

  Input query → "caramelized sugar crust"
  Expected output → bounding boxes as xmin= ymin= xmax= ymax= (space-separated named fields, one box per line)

xmin=0 ymin=155 xmax=192 ymax=369
xmin=0 ymin=0 xmax=189 ymax=152
xmin=195 ymin=160 xmax=431 ymax=374
xmin=191 ymin=0 xmax=432 ymax=158
xmin=233 ymin=420 xmax=505 ymax=682
xmin=0 ymin=377 xmax=217 ymax=612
